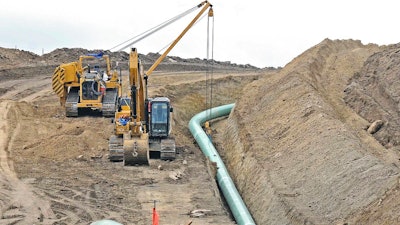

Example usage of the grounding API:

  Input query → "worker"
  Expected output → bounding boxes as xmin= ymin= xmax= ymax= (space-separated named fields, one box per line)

xmin=119 ymin=115 xmax=129 ymax=126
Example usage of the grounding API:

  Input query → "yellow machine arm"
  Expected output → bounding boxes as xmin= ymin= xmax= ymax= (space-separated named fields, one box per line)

xmin=128 ymin=48 xmax=147 ymax=134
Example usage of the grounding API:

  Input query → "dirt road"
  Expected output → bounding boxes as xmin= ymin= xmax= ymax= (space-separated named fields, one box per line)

xmin=0 ymin=98 xmax=54 ymax=224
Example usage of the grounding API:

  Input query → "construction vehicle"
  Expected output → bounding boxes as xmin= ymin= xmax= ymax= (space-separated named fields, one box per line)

xmin=108 ymin=49 xmax=176 ymax=165
xmin=52 ymin=53 xmax=121 ymax=117
xmin=108 ymin=1 xmax=213 ymax=165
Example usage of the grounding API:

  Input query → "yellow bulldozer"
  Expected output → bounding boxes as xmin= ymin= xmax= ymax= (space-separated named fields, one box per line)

xmin=52 ymin=53 xmax=121 ymax=117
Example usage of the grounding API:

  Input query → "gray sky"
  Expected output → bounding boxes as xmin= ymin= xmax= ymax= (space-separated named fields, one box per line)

xmin=1 ymin=0 xmax=399 ymax=68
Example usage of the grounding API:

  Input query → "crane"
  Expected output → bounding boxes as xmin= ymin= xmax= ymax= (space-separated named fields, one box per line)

xmin=109 ymin=1 xmax=213 ymax=165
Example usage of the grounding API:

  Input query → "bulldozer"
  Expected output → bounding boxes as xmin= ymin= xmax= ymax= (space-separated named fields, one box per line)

xmin=108 ymin=1 xmax=213 ymax=165
xmin=52 ymin=53 xmax=121 ymax=117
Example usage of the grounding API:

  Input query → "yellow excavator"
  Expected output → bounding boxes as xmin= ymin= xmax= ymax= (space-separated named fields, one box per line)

xmin=109 ymin=1 xmax=213 ymax=165
xmin=52 ymin=53 xmax=121 ymax=117
xmin=109 ymin=48 xmax=175 ymax=165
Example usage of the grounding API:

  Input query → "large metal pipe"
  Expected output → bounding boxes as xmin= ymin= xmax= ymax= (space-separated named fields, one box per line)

xmin=189 ymin=103 xmax=256 ymax=225
xmin=90 ymin=219 xmax=123 ymax=225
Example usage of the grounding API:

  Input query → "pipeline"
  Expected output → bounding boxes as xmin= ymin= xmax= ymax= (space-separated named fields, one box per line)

xmin=90 ymin=219 xmax=123 ymax=225
xmin=188 ymin=103 xmax=256 ymax=225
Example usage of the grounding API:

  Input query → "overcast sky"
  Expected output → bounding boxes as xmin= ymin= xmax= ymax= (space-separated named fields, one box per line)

xmin=1 ymin=0 xmax=400 ymax=68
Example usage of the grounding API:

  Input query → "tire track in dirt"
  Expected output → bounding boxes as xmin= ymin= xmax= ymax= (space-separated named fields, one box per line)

xmin=0 ymin=77 xmax=51 ymax=101
xmin=0 ymin=100 xmax=21 ymax=224
xmin=0 ymin=77 xmax=134 ymax=224
xmin=0 ymin=100 xmax=55 ymax=224
xmin=0 ymin=76 xmax=111 ymax=224
xmin=0 ymin=78 xmax=141 ymax=224
xmin=0 ymin=100 xmax=35 ymax=223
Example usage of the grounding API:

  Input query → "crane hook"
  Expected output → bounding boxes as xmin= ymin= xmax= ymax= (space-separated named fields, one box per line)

xmin=208 ymin=8 xmax=214 ymax=17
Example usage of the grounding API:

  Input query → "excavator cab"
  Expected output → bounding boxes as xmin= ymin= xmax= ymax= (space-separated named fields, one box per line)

xmin=148 ymin=97 xmax=175 ymax=160
xmin=149 ymin=97 xmax=173 ymax=138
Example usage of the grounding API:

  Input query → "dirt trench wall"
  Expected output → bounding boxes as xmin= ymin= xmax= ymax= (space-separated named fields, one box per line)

xmin=344 ymin=43 xmax=400 ymax=150
xmin=219 ymin=39 xmax=400 ymax=224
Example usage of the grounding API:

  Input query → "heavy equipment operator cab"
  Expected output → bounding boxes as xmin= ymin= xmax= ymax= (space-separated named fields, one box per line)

xmin=149 ymin=97 xmax=173 ymax=138
xmin=81 ymin=73 xmax=102 ymax=100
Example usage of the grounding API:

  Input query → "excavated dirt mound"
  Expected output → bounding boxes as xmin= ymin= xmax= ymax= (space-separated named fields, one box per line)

xmin=0 ymin=47 xmax=39 ymax=69
xmin=41 ymin=47 xmax=261 ymax=71
xmin=344 ymin=44 xmax=400 ymax=150
xmin=216 ymin=39 xmax=400 ymax=224
xmin=0 ymin=46 xmax=262 ymax=83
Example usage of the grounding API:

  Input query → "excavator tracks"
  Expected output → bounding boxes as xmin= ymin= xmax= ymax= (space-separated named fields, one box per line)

xmin=149 ymin=138 xmax=176 ymax=160
xmin=102 ymin=89 xmax=118 ymax=117
xmin=160 ymin=138 xmax=176 ymax=160
xmin=65 ymin=88 xmax=79 ymax=117
xmin=109 ymin=135 xmax=124 ymax=162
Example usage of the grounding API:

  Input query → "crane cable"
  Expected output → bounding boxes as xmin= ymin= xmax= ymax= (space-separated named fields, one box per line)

xmin=206 ymin=9 xmax=214 ymax=122
xmin=109 ymin=4 xmax=201 ymax=52
xmin=205 ymin=7 xmax=214 ymax=141
xmin=156 ymin=12 xmax=209 ymax=54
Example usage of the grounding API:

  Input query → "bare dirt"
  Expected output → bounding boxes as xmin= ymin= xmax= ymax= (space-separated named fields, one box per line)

xmin=2 ymin=38 xmax=400 ymax=225
xmin=0 ymin=46 xmax=263 ymax=225
xmin=215 ymin=39 xmax=400 ymax=224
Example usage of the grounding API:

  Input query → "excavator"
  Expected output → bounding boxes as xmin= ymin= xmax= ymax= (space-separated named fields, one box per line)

xmin=52 ymin=53 xmax=121 ymax=117
xmin=109 ymin=48 xmax=175 ymax=165
xmin=109 ymin=1 xmax=213 ymax=165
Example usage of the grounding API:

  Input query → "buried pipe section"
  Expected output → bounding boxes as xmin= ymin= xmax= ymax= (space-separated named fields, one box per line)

xmin=90 ymin=220 xmax=123 ymax=225
xmin=189 ymin=103 xmax=256 ymax=225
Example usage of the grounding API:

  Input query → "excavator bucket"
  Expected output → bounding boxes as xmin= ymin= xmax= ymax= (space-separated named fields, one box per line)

xmin=123 ymin=136 xmax=150 ymax=166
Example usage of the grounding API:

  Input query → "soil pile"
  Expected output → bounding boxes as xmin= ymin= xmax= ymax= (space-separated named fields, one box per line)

xmin=0 ymin=47 xmax=263 ymax=83
xmin=344 ymin=44 xmax=400 ymax=150
xmin=218 ymin=39 xmax=400 ymax=224
xmin=0 ymin=47 xmax=39 ymax=69
xmin=40 ymin=48 xmax=260 ymax=71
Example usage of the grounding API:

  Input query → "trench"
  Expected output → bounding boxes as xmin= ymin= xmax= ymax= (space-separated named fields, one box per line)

xmin=188 ymin=103 xmax=256 ymax=225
